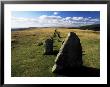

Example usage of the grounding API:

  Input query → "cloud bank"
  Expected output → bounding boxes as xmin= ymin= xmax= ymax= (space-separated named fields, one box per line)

xmin=12 ymin=15 xmax=100 ymax=28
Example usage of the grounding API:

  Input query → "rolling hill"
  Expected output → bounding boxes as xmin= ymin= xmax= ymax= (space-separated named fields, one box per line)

xmin=79 ymin=24 xmax=100 ymax=31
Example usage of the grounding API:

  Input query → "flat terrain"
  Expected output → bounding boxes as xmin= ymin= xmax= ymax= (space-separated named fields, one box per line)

xmin=11 ymin=28 xmax=100 ymax=77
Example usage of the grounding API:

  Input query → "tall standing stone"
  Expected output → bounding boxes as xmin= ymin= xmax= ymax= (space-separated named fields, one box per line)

xmin=52 ymin=32 xmax=83 ymax=73
xmin=44 ymin=38 xmax=53 ymax=55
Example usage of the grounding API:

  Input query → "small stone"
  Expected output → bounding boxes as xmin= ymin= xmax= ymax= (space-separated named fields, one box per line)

xmin=37 ymin=42 xmax=43 ymax=46
xmin=43 ymin=38 xmax=53 ymax=55
xmin=11 ymin=39 xmax=16 ymax=43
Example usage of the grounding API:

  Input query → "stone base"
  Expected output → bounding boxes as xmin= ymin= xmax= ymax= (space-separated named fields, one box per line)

xmin=52 ymin=64 xmax=63 ymax=73
xmin=43 ymin=52 xmax=53 ymax=55
xmin=52 ymin=64 xmax=83 ymax=73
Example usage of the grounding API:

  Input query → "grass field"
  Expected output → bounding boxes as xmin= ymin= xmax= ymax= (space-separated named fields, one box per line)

xmin=11 ymin=28 xmax=100 ymax=77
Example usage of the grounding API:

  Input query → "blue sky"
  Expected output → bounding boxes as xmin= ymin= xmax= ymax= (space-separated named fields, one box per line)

xmin=11 ymin=11 xmax=100 ymax=28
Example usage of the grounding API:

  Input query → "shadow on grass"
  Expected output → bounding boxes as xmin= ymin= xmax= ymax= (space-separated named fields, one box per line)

xmin=54 ymin=66 xmax=100 ymax=77
xmin=53 ymin=50 xmax=59 ymax=55
xmin=43 ymin=50 xmax=59 ymax=55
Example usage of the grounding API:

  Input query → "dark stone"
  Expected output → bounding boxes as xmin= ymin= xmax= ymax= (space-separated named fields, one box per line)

xmin=52 ymin=32 xmax=83 ymax=73
xmin=44 ymin=38 xmax=53 ymax=55
xmin=11 ymin=39 xmax=16 ymax=43
xmin=37 ymin=42 xmax=43 ymax=46
xmin=53 ymin=29 xmax=61 ymax=38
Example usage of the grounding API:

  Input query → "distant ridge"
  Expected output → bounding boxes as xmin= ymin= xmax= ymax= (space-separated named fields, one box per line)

xmin=11 ymin=24 xmax=100 ymax=31
xmin=79 ymin=24 xmax=100 ymax=31
xmin=11 ymin=28 xmax=29 ymax=31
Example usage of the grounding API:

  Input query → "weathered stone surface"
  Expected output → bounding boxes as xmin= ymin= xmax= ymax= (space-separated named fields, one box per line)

xmin=44 ymin=38 xmax=53 ymax=55
xmin=52 ymin=32 xmax=83 ymax=73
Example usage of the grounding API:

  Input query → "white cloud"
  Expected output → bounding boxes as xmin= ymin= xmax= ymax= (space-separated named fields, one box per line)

xmin=90 ymin=18 xmax=99 ymax=22
xmin=53 ymin=12 xmax=58 ymax=15
xmin=39 ymin=15 xmax=62 ymax=19
xmin=12 ymin=17 xmax=37 ymax=22
xmin=11 ymin=15 xmax=100 ymax=28
xmin=72 ymin=17 xmax=84 ymax=21
xmin=88 ymin=17 xmax=92 ymax=18
xmin=65 ymin=17 xmax=71 ymax=20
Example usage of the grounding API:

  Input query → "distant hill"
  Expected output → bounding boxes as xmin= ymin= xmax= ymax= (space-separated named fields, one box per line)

xmin=11 ymin=24 xmax=100 ymax=31
xmin=79 ymin=24 xmax=100 ymax=31
xmin=11 ymin=28 xmax=30 ymax=31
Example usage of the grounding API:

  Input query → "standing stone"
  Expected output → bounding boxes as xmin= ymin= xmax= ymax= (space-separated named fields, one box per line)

xmin=52 ymin=32 xmax=83 ymax=73
xmin=44 ymin=38 xmax=53 ymax=55
xmin=53 ymin=29 xmax=61 ymax=38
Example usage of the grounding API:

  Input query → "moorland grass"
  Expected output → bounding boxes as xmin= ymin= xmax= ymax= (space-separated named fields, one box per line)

xmin=11 ymin=28 xmax=100 ymax=77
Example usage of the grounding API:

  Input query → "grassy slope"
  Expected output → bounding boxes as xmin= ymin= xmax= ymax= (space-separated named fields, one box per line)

xmin=11 ymin=28 xmax=100 ymax=77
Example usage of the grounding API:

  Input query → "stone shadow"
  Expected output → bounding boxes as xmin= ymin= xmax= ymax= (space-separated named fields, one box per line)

xmin=43 ymin=50 xmax=59 ymax=55
xmin=53 ymin=66 xmax=100 ymax=77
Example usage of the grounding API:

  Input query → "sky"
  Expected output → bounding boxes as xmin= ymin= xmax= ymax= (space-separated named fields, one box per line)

xmin=11 ymin=11 xmax=100 ymax=28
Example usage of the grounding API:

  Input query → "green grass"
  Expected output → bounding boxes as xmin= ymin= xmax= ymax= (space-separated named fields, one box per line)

xmin=11 ymin=28 xmax=100 ymax=77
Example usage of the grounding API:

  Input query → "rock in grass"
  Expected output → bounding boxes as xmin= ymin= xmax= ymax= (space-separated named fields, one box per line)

xmin=37 ymin=42 xmax=43 ymax=46
xmin=52 ymin=32 xmax=83 ymax=73
xmin=11 ymin=39 xmax=16 ymax=43
xmin=43 ymin=38 xmax=53 ymax=55
xmin=53 ymin=29 xmax=61 ymax=38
